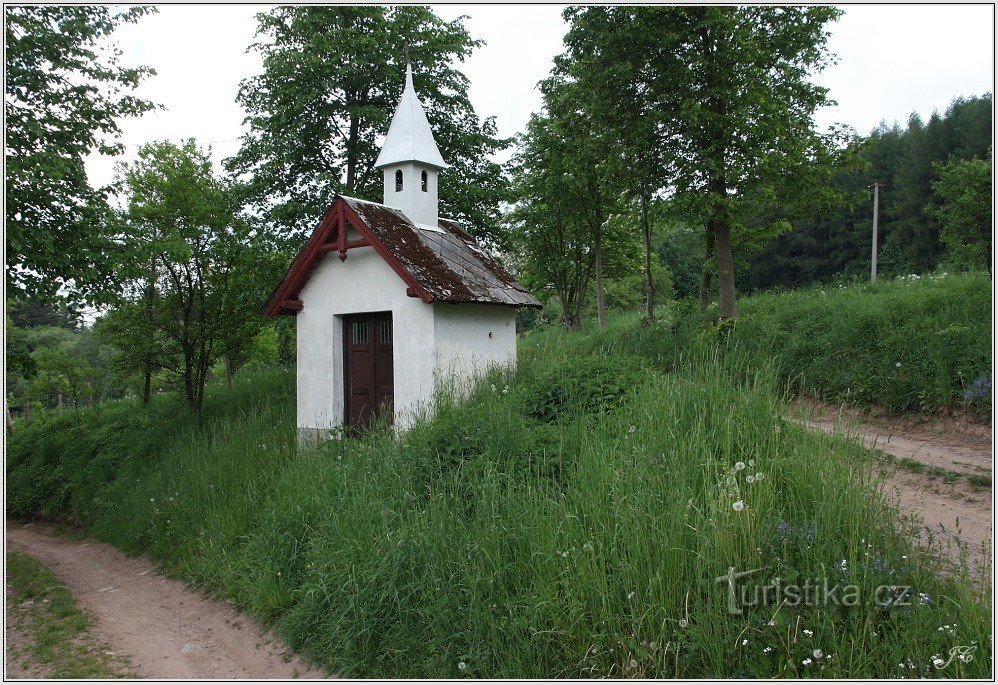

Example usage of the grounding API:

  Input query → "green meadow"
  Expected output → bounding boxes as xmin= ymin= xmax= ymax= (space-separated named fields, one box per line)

xmin=7 ymin=273 xmax=992 ymax=678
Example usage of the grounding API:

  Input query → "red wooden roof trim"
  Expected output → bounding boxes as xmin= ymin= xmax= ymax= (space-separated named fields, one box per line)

xmin=263 ymin=203 xmax=339 ymax=316
xmin=263 ymin=196 xmax=436 ymax=316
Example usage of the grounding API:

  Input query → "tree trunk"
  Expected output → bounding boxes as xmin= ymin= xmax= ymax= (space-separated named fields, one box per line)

xmin=57 ymin=392 xmax=63 ymax=412
xmin=346 ymin=113 xmax=359 ymax=192
xmin=5 ymin=400 xmax=14 ymax=434
xmin=142 ymin=362 xmax=152 ymax=405
xmin=640 ymin=193 xmax=655 ymax=322
xmin=23 ymin=387 xmax=30 ymax=425
xmin=699 ymin=226 xmax=716 ymax=310
xmin=224 ymin=354 xmax=233 ymax=389
xmin=713 ymin=218 xmax=738 ymax=320
xmin=594 ymin=224 xmax=606 ymax=329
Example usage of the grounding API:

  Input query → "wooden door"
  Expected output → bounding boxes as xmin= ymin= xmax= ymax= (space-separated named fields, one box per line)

xmin=344 ymin=312 xmax=394 ymax=430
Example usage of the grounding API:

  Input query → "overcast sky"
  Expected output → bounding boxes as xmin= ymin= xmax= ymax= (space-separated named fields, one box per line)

xmin=85 ymin=4 xmax=995 ymax=189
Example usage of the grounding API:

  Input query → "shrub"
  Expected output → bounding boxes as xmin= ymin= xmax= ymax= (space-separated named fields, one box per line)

xmin=517 ymin=353 xmax=647 ymax=423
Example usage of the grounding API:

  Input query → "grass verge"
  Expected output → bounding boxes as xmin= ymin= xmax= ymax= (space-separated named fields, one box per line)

xmin=5 ymin=551 xmax=134 ymax=678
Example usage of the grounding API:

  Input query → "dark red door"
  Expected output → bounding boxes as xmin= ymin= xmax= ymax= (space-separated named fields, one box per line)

xmin=344 ymin=312 xmax=394 ymax=430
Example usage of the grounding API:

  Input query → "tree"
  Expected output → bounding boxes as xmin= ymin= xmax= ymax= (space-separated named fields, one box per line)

xmin=931 ymin=155 xmax=992 ymax=272
xmin=563 ymin=6 xmax=842 ymax=319
xmin=508 ymin=110 xmax=639 ymax=330
xmin=5 ymin=6 xmax=156 ymax=302
xmin=559 ymin=8 xmax=673 ymax=321
xmin=227 ymin=6 xmax=509 ymax=247
xmin=745 ymin=94 xmax=992 ymax=289
xmin=108 ymin=140 xmax=280 ymax=419
xmin=31 ymin=331 xmax=112 ymax=426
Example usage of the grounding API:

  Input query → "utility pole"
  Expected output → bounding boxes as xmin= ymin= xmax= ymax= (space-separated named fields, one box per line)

xmin=870 ymin=182 xmax=882 ymax=284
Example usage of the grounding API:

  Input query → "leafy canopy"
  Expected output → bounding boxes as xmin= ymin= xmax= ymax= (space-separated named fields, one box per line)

xmin=227 ymin=6 xmax=509 ymax=246
xmin=5 ymin=5 xmax=156 ymax=302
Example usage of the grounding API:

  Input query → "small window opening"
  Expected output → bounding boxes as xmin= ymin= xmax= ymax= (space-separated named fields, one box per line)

xmin=421 ymin=170 xmax=428 ymax=192
xmin=395 ymin=169 xmax=403 ymax=192
xmin=353 ymin=321 xmax=369 ymax=345
xmin=380 ymin=318 xmax=393 ymax=344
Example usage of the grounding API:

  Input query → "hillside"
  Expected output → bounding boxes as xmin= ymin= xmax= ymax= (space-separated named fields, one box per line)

xmin=7 ymin=273 xmax=992 ymax=678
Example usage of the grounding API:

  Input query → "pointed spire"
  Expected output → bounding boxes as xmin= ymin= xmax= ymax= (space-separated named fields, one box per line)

xmin=374 ymin=62 xmax=447 ymax=170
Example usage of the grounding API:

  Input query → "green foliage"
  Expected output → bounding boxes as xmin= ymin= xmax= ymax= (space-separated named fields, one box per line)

xmin=6 ymin=340 xmax=990 ymax=677
xmin=560 ymin=6 xmax=849 ymax=318
xmin=105 ymin=140 xmax=283 ymax=417
xmin=5 ymin=5 xmax=156 ymax=303
xmin=518 ymin=353 xmax=646 ymax=423
xmin=227 ymin=6 xmax=508 ymax=246
xmin=930 ymin=155 xmax=992 ymax=272
xmin=695 ymin=273 xmax=990 ymax=413
xmin=600 ymin=258 xmax=674 ymax=312
xmin=746 ymin=94 xmax=993 ymax=289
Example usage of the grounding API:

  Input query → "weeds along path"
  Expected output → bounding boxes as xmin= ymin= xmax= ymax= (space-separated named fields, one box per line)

xmin=799 ymin=404 xmax=992 ymax=568
xmin=5 ymin=522 xmax=325 ymax=679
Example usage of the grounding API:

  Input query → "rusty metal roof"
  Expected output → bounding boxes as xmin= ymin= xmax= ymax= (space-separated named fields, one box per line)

xmin=341 ymin=196 xmax=541 ymax=308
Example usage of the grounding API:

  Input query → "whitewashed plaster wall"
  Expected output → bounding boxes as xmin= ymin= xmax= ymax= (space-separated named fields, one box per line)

xmin=381 ymin=162 xmax=439 ymax=226
xmin=296 ymin=246 xmax=519 ymax=445
xmin=296 ymin=246 xmax=435 ymax=442
xmin=432 ymin=302 xmax=517 ymax=395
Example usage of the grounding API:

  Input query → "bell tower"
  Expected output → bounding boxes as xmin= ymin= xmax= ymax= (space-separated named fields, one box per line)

xmin=374 ymin=64 xmax=447 ymax=227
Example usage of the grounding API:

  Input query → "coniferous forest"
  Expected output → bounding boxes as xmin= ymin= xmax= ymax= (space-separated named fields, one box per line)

xmin=744 ymin=94 xmax=992 ymax=290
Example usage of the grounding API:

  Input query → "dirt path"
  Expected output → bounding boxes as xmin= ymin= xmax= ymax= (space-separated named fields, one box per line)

xmin=799 ymin=403 xmax=993 ymax=569
xmin=5 ymin=522 xmax=326 ymax=679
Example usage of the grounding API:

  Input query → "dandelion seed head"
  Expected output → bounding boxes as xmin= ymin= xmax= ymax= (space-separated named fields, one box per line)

xmin=735 ymin=461 xmax=746 ymax=471
xmin=732 ymin=500 xmax=745 ymax=512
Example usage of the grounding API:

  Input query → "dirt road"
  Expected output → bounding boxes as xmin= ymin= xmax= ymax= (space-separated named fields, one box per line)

xmin=801 ymin=403 xmax=993 ymax=569
xmin=5 ymin=523 xmax=326 ymax=679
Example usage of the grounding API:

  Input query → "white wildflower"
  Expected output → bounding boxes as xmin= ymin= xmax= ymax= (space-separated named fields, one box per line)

xmin=763 ymin=646 xmax=773 ymax=654
xmin=813 ymin=649 xmax=823 ymax=659
xmin=742 ymin=638 xmax=749 ymax=646
xmin=802 ymin=658 xmax=813 ymax=666
xmin=458 ymin=662 xmax=467 ymax=672
xmin=732 ymin=500 xmax=745 ymax=512
xmin=735 ymin=461 xmax=746 ymax=471
xmin=746 ymin=475 xmax=755 ymax=484
xmin=803 ymin=629 xmax=813 ymax=636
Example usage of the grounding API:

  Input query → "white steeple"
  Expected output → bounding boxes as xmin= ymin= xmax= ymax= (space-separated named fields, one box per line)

xmin=375 ymin=64 xmax=446 ymax=226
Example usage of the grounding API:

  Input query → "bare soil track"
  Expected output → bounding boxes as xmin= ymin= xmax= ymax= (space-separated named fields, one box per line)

xmin=799 ymin=402 xmax=993 ymax=569
xmin=5 ymin=522 xmax=326 ymax=679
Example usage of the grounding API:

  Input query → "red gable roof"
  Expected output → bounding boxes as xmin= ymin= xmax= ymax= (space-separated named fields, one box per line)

xmin=264 ymin=195 xmax=541 ymax=316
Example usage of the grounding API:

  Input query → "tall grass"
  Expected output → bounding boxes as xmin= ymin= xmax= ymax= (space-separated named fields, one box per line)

xmin=6 ymin=316 xmax=992 ymax=677
xmin=722 ymin=272 xmax=991 ymax=412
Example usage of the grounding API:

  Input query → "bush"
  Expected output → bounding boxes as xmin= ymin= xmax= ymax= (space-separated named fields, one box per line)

xmin=518 ymin=353 xmax=647 ymax=422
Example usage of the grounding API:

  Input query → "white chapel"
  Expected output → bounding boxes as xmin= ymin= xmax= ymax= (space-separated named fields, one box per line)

xmin=265 ymin=65 xmax=540 ymax=443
